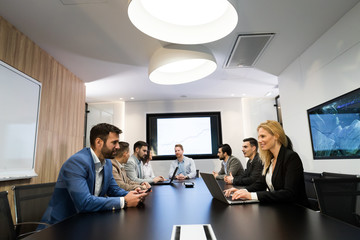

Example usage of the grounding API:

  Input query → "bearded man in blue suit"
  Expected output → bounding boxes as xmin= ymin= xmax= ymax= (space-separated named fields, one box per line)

xmin=39 ymin=123 xmax=148 ymax=228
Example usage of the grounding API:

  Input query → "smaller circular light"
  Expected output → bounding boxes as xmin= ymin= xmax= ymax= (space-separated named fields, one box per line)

xmin=149 ymin=45 xmax=217 ymax=85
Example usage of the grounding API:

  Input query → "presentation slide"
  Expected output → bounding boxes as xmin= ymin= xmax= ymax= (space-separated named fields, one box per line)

xmin=157 ymin=117 xmax=212 ymax=155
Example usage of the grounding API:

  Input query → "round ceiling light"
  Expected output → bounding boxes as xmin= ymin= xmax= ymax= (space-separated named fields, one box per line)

xmin=149 ymin=45 xmax=217 ymax=85
xmin=128 ymin=0 xmax=238 ymax=44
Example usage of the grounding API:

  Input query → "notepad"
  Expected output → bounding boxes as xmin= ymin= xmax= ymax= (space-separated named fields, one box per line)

xmin=170 ymin=224 xmax=217 ymax=240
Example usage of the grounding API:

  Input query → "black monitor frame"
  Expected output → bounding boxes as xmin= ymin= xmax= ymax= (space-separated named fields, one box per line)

xmin=146 ymin=112 xmax=223 ymax=160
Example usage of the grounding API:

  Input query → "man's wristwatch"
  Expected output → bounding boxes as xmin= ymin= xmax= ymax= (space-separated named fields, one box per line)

xmin=123 ymin=199 xmax=128 ymax=209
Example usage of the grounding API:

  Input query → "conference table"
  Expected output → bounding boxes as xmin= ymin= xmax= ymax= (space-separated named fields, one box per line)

xmin=24 ymin=178 xmax=360 ymax=240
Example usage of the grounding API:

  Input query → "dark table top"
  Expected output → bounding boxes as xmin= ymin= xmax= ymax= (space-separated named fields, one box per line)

xmin=25 ymin=178 xmax=360 ymax=240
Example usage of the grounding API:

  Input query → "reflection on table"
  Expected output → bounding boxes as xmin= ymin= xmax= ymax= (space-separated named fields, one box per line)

xmin=24 ymin=178 xmax=360 ymax=240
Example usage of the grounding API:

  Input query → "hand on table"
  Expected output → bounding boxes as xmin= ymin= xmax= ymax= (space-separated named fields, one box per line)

xmin=153 ymin=176 xmax=165 ymax=183
xmin=176 ymin=174 xmax=188 ymax=180
xmin=224 ymin=172 xmax=234 ymax=184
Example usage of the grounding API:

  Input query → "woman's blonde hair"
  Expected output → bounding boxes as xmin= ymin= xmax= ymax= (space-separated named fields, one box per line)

xmin=257 ymin=120 xmax=288 ymax=175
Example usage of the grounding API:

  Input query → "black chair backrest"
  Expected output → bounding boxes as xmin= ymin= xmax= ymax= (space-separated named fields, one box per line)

xmin=0 ymin=191 xmax=16 ymax=240
xmin=314 ymin=177 xmax=360 ymax=227
xmin=12 ymin=182 xmax=56 ymax=234
xmin=304 ymin=172 xmax=322 ymax=198
xmin=322 ymin=172 xmax=358 ymax=178
xmin=304 ymin=172 xmax=322 ymax=211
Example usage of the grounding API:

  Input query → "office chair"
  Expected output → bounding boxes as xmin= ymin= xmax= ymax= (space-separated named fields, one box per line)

xmin=322 ymin=172 xmax=358 ymax=178
xmin=314 ymin=177 xmax=360 ymax=227
xmin=0 ymin=190 xmax=50 ymax=240
xmin=12 ymin=182 xmax=56 ymax=236
xmin=303 ymin=172 xmax=322 ymax=211
xmin=0 ymin=191 xmax=17 ymax=240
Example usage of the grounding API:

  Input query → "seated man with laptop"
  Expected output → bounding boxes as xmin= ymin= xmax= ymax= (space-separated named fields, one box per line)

xmin=169 ymin=144 xmax=197 ymax=180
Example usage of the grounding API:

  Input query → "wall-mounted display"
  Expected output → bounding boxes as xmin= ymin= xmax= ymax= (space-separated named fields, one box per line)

xmin=307 ymin=88 xmax=360 ymax=159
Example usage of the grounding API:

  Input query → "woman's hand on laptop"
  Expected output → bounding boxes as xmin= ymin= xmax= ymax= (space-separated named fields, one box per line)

xmin=231 ymin=189 xmax=251 ymax=200
xmin=224 ymin=188 xmax=251 ymax=200
xmin=224 ymin=187 xmax=237 ymax=197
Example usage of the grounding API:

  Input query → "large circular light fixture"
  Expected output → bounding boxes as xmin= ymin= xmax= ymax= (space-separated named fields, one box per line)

xmin=128 ymin=0 xmax=238 ymax=44
xmin=149 ymin=45 xmax=217 ymax=85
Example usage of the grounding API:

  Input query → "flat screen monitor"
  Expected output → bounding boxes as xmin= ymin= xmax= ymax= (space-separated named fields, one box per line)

xmin=146 ymin=112 xmax=222 ymax=160
xmin=307 ymin=88 xmax=360 ymax=159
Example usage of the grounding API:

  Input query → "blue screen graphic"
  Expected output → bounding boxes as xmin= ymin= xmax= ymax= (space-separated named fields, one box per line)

xmin=307 ymin=88 xmax=360 ymax=159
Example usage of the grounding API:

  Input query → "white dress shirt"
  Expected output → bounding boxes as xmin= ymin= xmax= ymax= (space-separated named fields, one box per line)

xmin=142 ymin=161 xmax=155 ymax=179
xmin=90 ymin=148 xmax=125 ymax=208
xmin=251 ymin=159 xmax=275 ymax=200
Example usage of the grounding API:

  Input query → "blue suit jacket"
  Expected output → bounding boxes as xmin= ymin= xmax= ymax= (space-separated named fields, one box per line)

xmin=40 ymin=148 xmax=128 ymax=227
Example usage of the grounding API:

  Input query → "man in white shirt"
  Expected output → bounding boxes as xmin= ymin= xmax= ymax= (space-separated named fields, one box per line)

xmin=169 ymin=144 xmax=196 ymax=179
xmin=125 ymin=141 xmax=165 ymax=184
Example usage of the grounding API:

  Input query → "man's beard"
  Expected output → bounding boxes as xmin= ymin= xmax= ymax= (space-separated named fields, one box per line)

xmin=101 ymin=145 xmax=115 ymax=159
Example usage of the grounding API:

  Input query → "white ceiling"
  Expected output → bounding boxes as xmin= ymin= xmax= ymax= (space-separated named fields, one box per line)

xmin=1 ymin=0 xmax=359 ymax=102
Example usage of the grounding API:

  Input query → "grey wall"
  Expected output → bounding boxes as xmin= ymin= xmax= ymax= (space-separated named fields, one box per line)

xmin=278 ymin=2 xmax=360 ymax=174
xmin=123 ymin=98 xmax=276 ymax=177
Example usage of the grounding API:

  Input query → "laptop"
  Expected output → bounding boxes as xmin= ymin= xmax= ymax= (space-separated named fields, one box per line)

xmin=152 ymin=167 xmax=178 ymax=185
xmin=200 ymin=172 xmax=259 ymax=205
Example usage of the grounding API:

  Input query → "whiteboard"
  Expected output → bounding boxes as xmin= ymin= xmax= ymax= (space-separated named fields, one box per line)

xmin=0 ymin=61 xmax=41 ymax=181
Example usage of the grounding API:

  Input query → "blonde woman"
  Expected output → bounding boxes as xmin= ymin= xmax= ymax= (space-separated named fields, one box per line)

xmin=224 ymin=120 xmax=308 ymax=206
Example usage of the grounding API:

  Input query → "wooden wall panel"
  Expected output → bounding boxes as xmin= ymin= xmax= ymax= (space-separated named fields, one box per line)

xmin=0 ymin=16 xmax=86 ymax=220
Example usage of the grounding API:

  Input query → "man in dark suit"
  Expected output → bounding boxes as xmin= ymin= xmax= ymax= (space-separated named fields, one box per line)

xmin=224 ymin=138 xmax=263 ymax=186
xmin=39 ymin=123 xmax=148 ymax=228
